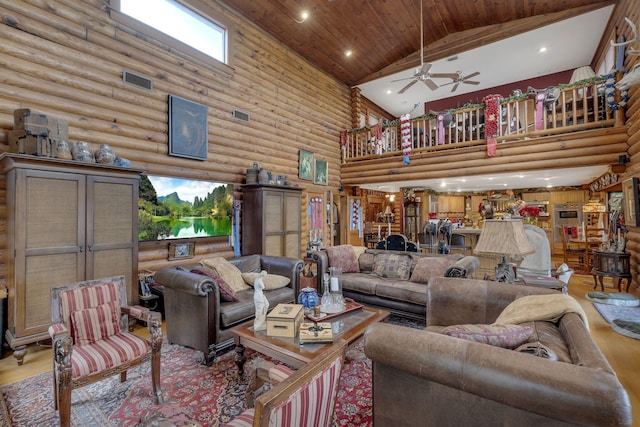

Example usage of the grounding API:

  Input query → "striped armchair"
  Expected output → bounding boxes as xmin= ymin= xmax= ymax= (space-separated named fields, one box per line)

xmin=224 ymin=340 xmax=347 ymax=427
xmin=48 ymin=276 xmax=163 ymax=427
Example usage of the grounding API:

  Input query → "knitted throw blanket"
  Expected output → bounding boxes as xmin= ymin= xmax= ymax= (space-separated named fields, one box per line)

xmin=493 ymin=294 xmax=589 ymax=330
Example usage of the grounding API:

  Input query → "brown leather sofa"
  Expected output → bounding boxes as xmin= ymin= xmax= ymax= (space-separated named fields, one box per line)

xmin=313 ymin=248 xmax=479 ymax=320
xmin=154 ymin=254 xmax=303 ymax=365
xmin=364 ymin=278 xmax=633 ymax=427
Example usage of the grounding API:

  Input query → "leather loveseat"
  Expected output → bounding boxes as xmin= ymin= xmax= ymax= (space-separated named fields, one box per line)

xmin=155 ymin=254 xmax=303 ymax=365
xmin=364 ymin=278 xmax=633 ymax=427
xmin=313 ymin=246 xmax=479 ymax=320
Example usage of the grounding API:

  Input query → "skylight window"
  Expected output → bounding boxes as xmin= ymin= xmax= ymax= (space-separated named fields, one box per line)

xmin=119 ymin=0 xmax=226 ymax=64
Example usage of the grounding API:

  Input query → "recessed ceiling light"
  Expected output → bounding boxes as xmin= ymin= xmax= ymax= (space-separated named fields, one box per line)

xmin=538 ymin=46 xmax=547 ymax=53
xmin=294 ymin=11 xmax=309 ymax=23
xmin=386 ymin=90 xmax=392 ymax=94
xmin=345 ymin=50 xmax=353 ymax=57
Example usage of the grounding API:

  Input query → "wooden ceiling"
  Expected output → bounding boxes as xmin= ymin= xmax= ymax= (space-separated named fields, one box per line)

xmin=221 ymin=0 xmax=615 ymax=86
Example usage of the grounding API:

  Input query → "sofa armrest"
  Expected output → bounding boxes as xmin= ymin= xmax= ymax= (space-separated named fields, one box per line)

xmin=426 ymin=278 xmax=557 ymax=326
xmin=311 ymin=251 xmax=329 ymax=289
xmin=259 ymin=256 xmax=304 ymax=295
xmin=365 ymin=323 xmax=632 ymax=427
xmin=154 ymin=268 xmax=215 ymax=297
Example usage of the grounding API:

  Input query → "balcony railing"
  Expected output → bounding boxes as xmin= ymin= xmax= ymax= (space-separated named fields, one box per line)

xmin=343 ymin=78 xmax=617 ymax=163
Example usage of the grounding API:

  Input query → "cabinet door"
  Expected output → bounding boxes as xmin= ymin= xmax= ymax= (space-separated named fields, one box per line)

xmin=86 ymin=176 xmax=138 ymax=303
xmin=263 ymin=190 xmax=285 ymax=256
xmin=283 ymin=191 xmax=301 ymax=257
xmin=14 ymin=169 xmax=84 ymax=338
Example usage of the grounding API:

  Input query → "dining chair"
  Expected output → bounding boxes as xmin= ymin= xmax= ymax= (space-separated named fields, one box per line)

xmin=559 ymin=225 xmax=587 ymax=269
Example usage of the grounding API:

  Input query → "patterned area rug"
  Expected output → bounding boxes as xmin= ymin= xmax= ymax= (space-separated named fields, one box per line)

xmin=0 ymin=315 xmax=421 ymax=426
xmin=593 ymin=302 xmax=640 ymax=339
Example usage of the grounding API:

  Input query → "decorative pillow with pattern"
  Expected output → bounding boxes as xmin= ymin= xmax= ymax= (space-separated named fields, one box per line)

xmin=242 ymin=272 xmax=291 ymax=290
xmin=359 ymin=253 xmax=375 ymax=272
xmin=409 ymin=257 xmax=453 ymax=283
xmin=325 ymin=245 xmax=359 ymax=273
xmin=191 ymin=266 xmax=239 ymax=302
xmin=201 ymin=257 xmax=251 ymax=293
xmin=441 ymin=324 xmax=533 ymax=349
xmin=371 ymin=253 xmax=412 ymax=280
xmin=71 ymin=301 xmax=120 ymax=346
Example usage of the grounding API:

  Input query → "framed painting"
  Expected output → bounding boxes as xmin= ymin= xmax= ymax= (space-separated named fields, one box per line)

xmin=168 ymin=241 xmax=196 ymax=260
xmin=168 ymin=95 xmax=208 ymax=160
xmin=314 ymin=159 xmax=328 ymax=185
xmin=622 ymin=177 xmax=640 ymax=227
xmin=299 ymin=150 xmax=314 ymax=180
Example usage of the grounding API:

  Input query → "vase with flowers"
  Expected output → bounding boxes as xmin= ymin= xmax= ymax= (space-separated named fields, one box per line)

xmin=519 ymin=205 xmax=542 ymax=225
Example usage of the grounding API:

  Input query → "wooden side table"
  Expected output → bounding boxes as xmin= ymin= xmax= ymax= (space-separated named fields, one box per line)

xmin=591 ymin=251 xmax=631 ymax=292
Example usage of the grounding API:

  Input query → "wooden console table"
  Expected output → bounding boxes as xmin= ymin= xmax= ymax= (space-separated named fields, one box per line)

xmin=591 ymin=251 xmax=631 ymax=292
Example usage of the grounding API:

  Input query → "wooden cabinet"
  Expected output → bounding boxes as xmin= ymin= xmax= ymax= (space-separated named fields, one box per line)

xmin=438 ymin=196 xmax=465 ymax=215
xmin=242 ymin=184 xmax=302 ymax=258
xmin=2 ymin=154 xmax=140 ymax=363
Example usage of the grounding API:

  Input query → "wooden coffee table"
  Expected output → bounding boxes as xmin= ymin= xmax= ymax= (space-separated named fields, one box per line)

xmin=232 ymin=306 xmax=389 ymax=375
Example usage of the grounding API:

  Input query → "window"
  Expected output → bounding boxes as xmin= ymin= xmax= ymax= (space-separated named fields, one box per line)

xmin=111 ymin=0 xmax=230 ymax=69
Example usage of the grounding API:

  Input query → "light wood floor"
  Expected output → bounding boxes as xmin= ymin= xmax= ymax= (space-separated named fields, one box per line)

xmin=1 ymin=275 xmax=638 ymax=423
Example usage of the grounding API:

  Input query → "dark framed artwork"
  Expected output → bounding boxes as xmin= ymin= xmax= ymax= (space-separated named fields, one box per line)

xmin=299 ymin=150 xmax=314 ymax=180
xmin=168 ymin=95 xmax=208 ymax=160
xmin=314 ymin=159 xmax=328 ymax=185
xmin=168 ymin=241 xmax=196 ymax=260
xmin=622 ymin=177 xmax=640 ymax=227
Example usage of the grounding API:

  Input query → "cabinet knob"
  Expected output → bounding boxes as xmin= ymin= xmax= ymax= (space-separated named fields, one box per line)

xmin=79 ymin=245 xmax=83 ymax=253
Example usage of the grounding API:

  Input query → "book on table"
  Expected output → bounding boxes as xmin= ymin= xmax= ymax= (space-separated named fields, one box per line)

xmin=521 ymin=274 xmax=560 ymax=286
xmin=299 ymin=322 xmax=333 ymax=344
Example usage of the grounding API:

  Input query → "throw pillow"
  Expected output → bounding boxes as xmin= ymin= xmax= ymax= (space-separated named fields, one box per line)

xmin=352 ymin=245 xmax=367 ymax=259
xmin=242 ymin=272 xmax=291 ymax=290
xmin=409 ymin=257 xmax=452 ymax=284
xmin=359 ymin=253 xmax=375 ymax=272
xmin=371 ymin=253 xmax=412 ymax=280
xmin=441 ymin=324 xmax=533 ymax=349
xmin=201 ymin=257 xmax=251 ymax=293
xmin=191 ymin=266 xmax=239 ymax=302
xmin=325 ymin=245 xmax=359 ymax=273
xmin=71 ymin=301 xmax=120 ymax=346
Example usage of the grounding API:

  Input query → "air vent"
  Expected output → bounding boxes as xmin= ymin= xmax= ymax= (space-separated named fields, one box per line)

xmin=447 ymin=55 xmax=459 ymax=62
xmin=232 ymin=109 xmax=250 ymax=122
xmin=122 ymin=70 xmax=153 ymax=91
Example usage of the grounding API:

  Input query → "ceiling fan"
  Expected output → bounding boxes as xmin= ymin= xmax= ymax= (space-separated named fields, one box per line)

xmin=392 ymin=0 xmax=458 ymax=94
xmin=441 ymin=71 xmax=481 ymax=92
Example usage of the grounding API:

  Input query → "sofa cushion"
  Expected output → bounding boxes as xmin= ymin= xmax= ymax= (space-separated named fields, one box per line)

xmin=201 ymin=257 xmax=251 ymax=293
xmin=326 ymin=245 xmax=359 ymax=273
xmin=375 ymin=280 xmax=429 ymax=306
xmin=409 ymin=257 xmax=452 ymax=284
xmin=341 ymin=273 xmax=379 ymax=295
xmin=191 ymin=266 xmax=239 ymax=302
xmin=358 ymin=253 xmax=375 ymax=272
xmin=372 ymin=253 xmax=412 ymax=280
xmin=71 ymin=301 xmax=120 ymax=346
xmin=229 ymin=254 xmax=262 ymax=273
xmin=440 ymin=324 xmax=533 ymax=349
xmin=524 ymin=320 xmax=572 ymax=363
xmin=241 ymin=272 xmax=290 ymax=290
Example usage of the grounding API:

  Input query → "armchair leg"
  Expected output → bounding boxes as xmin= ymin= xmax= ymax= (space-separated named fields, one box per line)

xmin=53 ymin=336 xmax=73 ymax=427
xmin=151 ymin=350 xmax=163 ymax=404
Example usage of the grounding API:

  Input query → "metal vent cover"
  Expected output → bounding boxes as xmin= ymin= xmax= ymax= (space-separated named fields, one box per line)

xmin=122 ymin=70 xmax=153 ymax=91
xmin=232 ymin=109 xmax=250 ymax=122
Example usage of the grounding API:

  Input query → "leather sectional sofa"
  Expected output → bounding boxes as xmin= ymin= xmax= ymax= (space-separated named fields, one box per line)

xmin=313 ymin=246 xmax=479 ymax=320
xmin=154 ymin=254 xmax=303 ymax=365
xmin=364 ymin=278 xmax=633 ymax=426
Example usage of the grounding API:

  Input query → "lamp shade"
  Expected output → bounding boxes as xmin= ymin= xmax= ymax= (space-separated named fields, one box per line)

xmin=474 ymin=219 xmax=535 ymax=257
xmin=569 ymin=66 xmax=596 ymax=84
xmin=384 ymin=205 xmax=393 ymax=216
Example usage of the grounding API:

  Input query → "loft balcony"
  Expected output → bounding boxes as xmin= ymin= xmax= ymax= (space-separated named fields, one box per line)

xmin=341 ymin=79 xmax=628 ymax=188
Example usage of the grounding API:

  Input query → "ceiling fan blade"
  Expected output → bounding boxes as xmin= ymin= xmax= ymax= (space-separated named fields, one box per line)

xmin=465 ymin=71 xmax=480 ymax=79
xmin=419 ymin=63 xmax=432 ymax=74
xmin=450 ymin=82 xmax=460 ymax=92
xmin=424 ymin=79 xmax=439 ymax=91
xmin=464 ymin=80 xmax=481 ymax=85
xmin=391 ymin=76 xmax=418 ymax=83
xmin=431 ymin=73 xmax=459 ymax=79
xmin=399 ymin=79 xmax=418 ymax=94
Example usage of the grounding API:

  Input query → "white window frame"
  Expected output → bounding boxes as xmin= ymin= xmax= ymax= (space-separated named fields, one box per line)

xmin=110 ymin=0 xmax=233 ymax=74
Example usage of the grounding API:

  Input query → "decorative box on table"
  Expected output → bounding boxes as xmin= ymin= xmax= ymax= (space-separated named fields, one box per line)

xmin=267 ymin=303 xmax=303 ymax=338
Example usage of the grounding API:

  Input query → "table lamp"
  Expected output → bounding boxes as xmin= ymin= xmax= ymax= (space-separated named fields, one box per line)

xmin=474 ymin=219 xmax=535 ymax=282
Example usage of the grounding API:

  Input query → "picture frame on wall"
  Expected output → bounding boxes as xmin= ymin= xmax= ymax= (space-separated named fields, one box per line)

xmin=299 ymin=150 xmax=314 ymax=180
xmin=168 ymin=95 xmax=208 ymax=160
xmin=314 ymin=159 xmax=328 ymax=185
xmin=622 ymin=177 xmax=640 ymax=227
xmin=168 ymin=241 xmax=196 ymax=260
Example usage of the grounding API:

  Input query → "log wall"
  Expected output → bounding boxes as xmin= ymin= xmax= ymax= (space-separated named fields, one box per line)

xmin=0 ymin=0 xmax=350 ymax=279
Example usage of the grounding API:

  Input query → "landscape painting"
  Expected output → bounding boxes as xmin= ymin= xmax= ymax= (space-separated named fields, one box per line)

xmin=138 ymin=175 xmax=233 ymax=241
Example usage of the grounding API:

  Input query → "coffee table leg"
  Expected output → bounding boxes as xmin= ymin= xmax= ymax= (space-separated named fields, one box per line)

xmin=235 ymin=343 xmax=246 ymax=378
